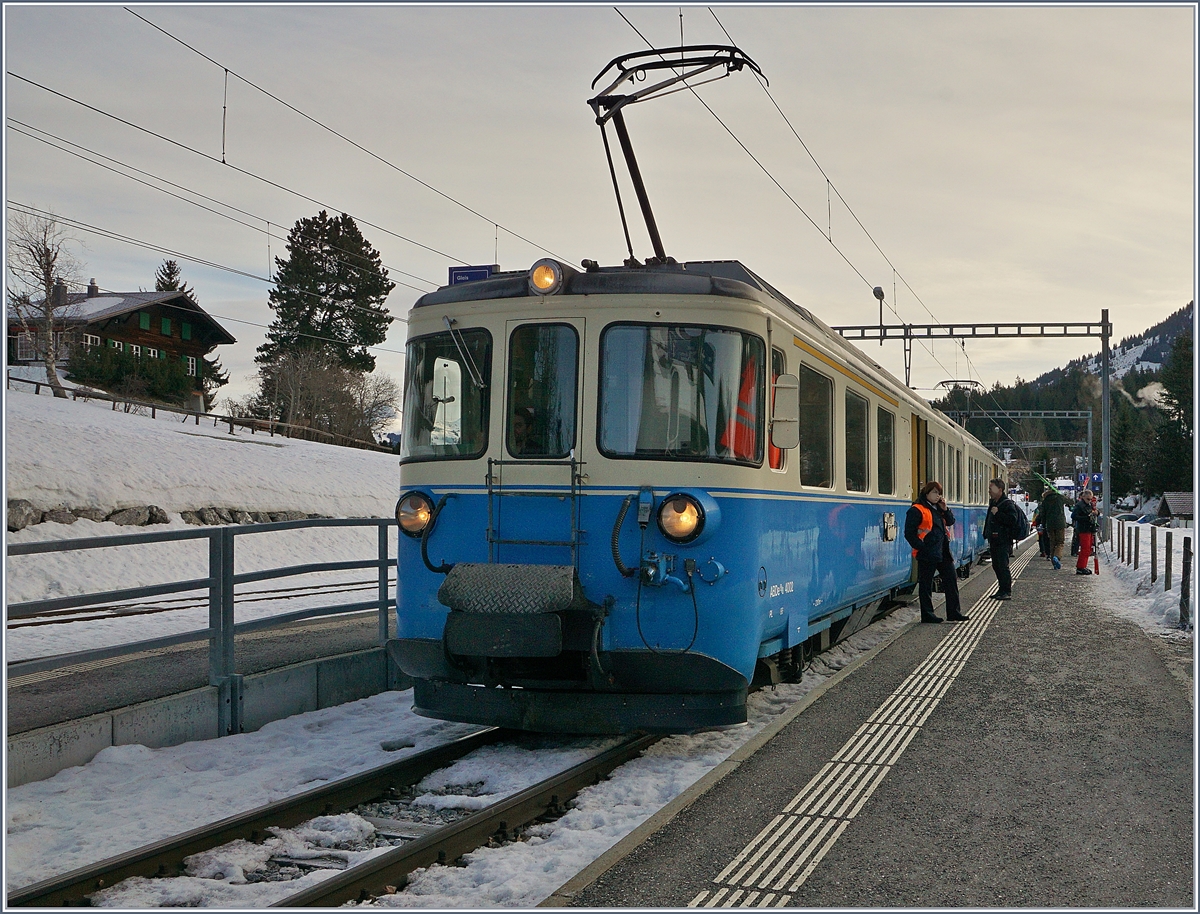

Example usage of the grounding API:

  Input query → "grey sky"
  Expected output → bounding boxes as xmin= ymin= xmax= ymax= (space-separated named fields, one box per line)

xmin=5 ymin=4 xmax=1195 ymax=426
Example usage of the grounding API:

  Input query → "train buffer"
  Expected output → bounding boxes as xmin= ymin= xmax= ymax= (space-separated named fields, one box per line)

xmin=549 ymin=541 xmax=1193 ymax=908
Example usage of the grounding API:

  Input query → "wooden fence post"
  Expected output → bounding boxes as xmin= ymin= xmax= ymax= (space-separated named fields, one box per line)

xmin=1134 ymin=526 xmax=1139 ymax=570
xmin=1181 ymin=537 xmax=1192 ymax=629
xmin=1166 ymin=531 xmax=1173 ymax=591
xmin=1151 ymin=525 xmax=1158 ymax=583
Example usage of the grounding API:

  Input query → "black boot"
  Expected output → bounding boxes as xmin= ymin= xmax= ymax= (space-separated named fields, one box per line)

xmin=921 ymin=613 xmax=942 ymax=624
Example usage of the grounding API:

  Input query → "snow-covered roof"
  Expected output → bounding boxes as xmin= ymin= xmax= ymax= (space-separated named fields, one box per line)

xmin=9 ymin=290 xmax=236 ymax=344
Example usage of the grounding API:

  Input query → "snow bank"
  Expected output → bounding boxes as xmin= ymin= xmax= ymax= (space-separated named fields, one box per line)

xmin=4 ymin=385 xmax=398 ymax=517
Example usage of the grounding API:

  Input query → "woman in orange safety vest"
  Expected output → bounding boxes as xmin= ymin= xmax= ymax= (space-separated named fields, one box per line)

xmin=903 ymin=480 xmax=970 ymax=624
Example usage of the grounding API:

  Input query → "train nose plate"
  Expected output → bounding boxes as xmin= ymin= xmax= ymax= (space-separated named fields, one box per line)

xmin=437 ymin=563 xmax=588 ymax=614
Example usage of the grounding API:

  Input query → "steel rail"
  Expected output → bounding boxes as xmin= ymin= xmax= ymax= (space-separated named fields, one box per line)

xmin=273 ymin=732 xmax=661 ymax=907
xmin=5 ymin=728 xmax=505 ymax=907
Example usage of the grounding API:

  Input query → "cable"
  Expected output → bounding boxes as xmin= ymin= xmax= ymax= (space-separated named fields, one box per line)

xmin=7 ymin=120 xmax=438 ymax=293
xmin=613 ymin=10 xmax=959 ymax=383
xmin=8 ymin=70 xmax=469 ymax=265
xmin=124 ymin=7 xmax=575 ymax=266
xmin=10 ymin=201 xmax=409 ymax=339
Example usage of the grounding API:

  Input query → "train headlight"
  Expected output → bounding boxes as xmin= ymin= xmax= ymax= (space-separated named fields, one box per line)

xmin=529 ymin=259 xmax=564 ymax=295
xmin=657 ymin=494 xmax=705 ymax=543
xmin=396 ymin=492 xmax=434 ymax=538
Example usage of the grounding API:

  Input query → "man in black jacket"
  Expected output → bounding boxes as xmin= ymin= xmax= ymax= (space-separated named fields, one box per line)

xmin=984 ymin=478 xmax=1023 ymax=601
xmin=904 ymin=480 xmax=969 ymax=623
xmin=1072 ymin=489 xmax=1099 ymax=575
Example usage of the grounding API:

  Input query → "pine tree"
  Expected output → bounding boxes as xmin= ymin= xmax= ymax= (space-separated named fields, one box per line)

xmin=255 ymin=211 xmax=395 ymax=373
xmin=154 ymin=258 xmax=229 ymax=411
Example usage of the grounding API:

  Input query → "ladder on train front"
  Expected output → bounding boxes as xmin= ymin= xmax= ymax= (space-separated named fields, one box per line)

xmin=485 ymin=457 xmax=585 ymax=568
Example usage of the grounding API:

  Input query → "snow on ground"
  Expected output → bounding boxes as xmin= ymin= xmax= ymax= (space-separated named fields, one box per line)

xmin=5 ymin=384 xmax=399 ymax=661
xmin=4 ymin=607 xmax=917 ymax=906
xmin=1093 ymin=524 xmax=1197 ymax=636
xmin=5 ymin=383 xmax=398 ymax=517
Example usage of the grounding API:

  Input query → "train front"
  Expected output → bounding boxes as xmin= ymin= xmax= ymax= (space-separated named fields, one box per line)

xmin=388 ymin=259 xmax=778 ymax=734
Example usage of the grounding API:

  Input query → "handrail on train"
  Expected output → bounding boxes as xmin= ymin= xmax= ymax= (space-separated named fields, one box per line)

xmin=7 ymin=518 xmax=398 ymax=736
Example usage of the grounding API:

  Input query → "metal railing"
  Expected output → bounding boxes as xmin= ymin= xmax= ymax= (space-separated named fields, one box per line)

xmin=7 ymin=518 xmax=396 ymax=735
xmin=6 ymin=373 xmax=392 ymax=453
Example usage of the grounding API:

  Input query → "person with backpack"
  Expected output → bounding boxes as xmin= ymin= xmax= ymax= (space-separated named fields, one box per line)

xmin=1072 ymin=489 xmax=1099 ymax=575
xmin=904 ymin=480 xmax=970 ymax=623
xmin=984 ymin=478 xmax=1025 ymax=601
xmin=1040 ymin=485 xmax=1068 ymax=570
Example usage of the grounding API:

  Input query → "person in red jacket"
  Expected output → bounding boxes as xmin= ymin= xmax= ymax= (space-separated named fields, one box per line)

xmin=904 ymin=480 xmax=970 ymax=624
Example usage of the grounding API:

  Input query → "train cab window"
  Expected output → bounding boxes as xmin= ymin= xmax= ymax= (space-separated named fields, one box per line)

xmin=506 ymin=324 xmax=578 ymax=458
xmin=598 ymin=324 xmax=764 ymax=464
xmin=399 ymin=328 xmax=491 ymax=461
xmin=798 ymin=364 xmax=833 ymax=487
xmin=845 ymin=389 xmax=869 ymax=492
xmin=769 ymin=348 xmax=786 ymax=471
xmin=877 ymin=407 xmax=895 ymax=494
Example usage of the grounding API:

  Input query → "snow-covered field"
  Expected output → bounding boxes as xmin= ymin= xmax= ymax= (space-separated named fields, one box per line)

xmin=5 ymin=384 xmax=399 ymax=661
xmin=1095 ymin=524 xmax=1197 ymax=635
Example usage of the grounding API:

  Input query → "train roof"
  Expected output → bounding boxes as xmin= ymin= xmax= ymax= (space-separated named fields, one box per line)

xmin=414 ymin=258 xmax=978 ymax=440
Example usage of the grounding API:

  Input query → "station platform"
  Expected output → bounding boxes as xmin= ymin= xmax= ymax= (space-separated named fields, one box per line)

xmin=555 ymin=543 xmax=1194 ymax=908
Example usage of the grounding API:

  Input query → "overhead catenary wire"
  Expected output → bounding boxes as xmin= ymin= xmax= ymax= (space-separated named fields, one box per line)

xmin=123 ymin=7 xmax=575 ymax=267
xmin=7 ymin=70 xmax=471 ymax=267
xmin=7 ymin=120 xmax=438 ymax=294
xmin=613 ymin=9 xmax=963 ymax=387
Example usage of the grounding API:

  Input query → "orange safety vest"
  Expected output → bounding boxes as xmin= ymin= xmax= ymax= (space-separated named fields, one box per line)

xmin=911 ymin=502 xmax=933 ymax=557
xmin=720 ymin=357 xmax=758 ymax=460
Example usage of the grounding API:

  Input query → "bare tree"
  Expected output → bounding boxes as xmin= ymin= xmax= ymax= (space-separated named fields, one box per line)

xmin=7 ymin=211 xmax=84 ymax=397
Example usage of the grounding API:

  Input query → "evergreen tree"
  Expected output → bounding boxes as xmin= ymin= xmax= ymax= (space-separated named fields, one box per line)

xmin=155 ymin=258 xmax=229 ymax=411
xmin=255 ymin=211 xmax=395 ymax=373
xmin=1147 ymin=331 xmax=1193 ymax=494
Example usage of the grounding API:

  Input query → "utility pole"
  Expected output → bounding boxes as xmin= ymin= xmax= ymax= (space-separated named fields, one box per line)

xmin=1101 ymin=308 xmax=1111 ymax=541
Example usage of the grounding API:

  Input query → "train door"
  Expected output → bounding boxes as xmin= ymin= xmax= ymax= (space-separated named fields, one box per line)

xmin=493 ymin=318 xmax=586 ymax=563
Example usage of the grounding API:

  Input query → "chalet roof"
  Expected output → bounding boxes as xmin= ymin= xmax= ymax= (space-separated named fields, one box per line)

xmin=1158 ymin=492 xmax=1194 ymax=517
xmin=9 ymin=290 xmax=236 ymax=345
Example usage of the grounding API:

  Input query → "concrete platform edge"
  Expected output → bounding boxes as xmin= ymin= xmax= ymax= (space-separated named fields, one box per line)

xmin=538 ymin=614 xmax=919 ymax=907
xmin=7 ymin=647 xmax=409 ymax=788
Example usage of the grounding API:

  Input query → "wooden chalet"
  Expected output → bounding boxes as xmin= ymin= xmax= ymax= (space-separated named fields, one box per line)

xmin=7 ymin=279 xmax=236 ymax=411
xmin=1158 ymin=492 xmax=1194 ymax=525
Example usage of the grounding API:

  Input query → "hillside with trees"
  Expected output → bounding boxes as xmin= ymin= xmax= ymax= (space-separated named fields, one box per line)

xmin=930 ymin=301 xmax=1193 ymax=500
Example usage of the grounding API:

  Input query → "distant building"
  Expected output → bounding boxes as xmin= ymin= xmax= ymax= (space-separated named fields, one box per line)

xmin=1158 ymin=492 xmax=1194 ymax=525
xmin=7 ymin=279 xmax=236 ymax=412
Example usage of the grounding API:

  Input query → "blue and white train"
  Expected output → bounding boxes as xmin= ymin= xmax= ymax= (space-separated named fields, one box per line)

xmin=388 ymin=257 xmax=1005 ymax=733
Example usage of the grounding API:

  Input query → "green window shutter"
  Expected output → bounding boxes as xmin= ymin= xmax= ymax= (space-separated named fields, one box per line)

xmin=182 ymin=322 xmax=192 ymax=341
xmin=139 ymin=312 xmax=150 ymax=331
xmin=161 ymin=317 xmax=171 ymax=336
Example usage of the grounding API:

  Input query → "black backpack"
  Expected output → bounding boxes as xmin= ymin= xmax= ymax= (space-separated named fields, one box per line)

xmin=1012 ymin=502 xmax=1031 ymax=540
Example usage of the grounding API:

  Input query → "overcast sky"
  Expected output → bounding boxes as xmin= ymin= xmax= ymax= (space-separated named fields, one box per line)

xmin=5 ymin=4 xmax=1196 ymax=430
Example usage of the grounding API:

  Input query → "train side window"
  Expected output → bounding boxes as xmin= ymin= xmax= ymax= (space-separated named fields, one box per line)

xmin=877 ymin=407 xmax=895 ymax=494
xmin=926 ymin=434 xmax=935 ymax=487
xmin=399 ymin=328 xmax=492 ymax=462
xmin=955 ymin=449 xmax=963 ymax=503
xmin=769 ymin=348 xmax=786 ymax=471
xmin=507 ymin=323 xmax=578 ymax=458
xmin=798 ymin=364 xmax=833 ymax=488
xmin=938 ymin=439 xmax=946 ymax=490
xmin=845 ymin=389 xmax=869 ymax=492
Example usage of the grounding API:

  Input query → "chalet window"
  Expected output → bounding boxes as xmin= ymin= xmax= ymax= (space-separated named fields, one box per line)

xmin=131 ymin=344 xmax=142 ymax=358
xmin=147 ymin=347 xmax=159 ymax=359
xmin=161 ymin=317 xmax=171 ymax=336
xmin=182 ymin=322 xmax=192 ymax=341
xmin=139 ymin=312 xmax=150 ymax=331
xmin=185 ymin=355 xmax=197 ymax=377
xmin=109 ymin=339 xmax=124 ymax=352
xmin=84 ymin=333 xmax=101 ymax=348
xmin=16 ymin=332 xmax=35 ymax=360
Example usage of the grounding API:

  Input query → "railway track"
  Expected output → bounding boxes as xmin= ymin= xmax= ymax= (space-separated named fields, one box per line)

xmin=6 ymin=576 xmax=396 ymax=629
xmin=7 ymin=727 xmax=660 ymax=908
